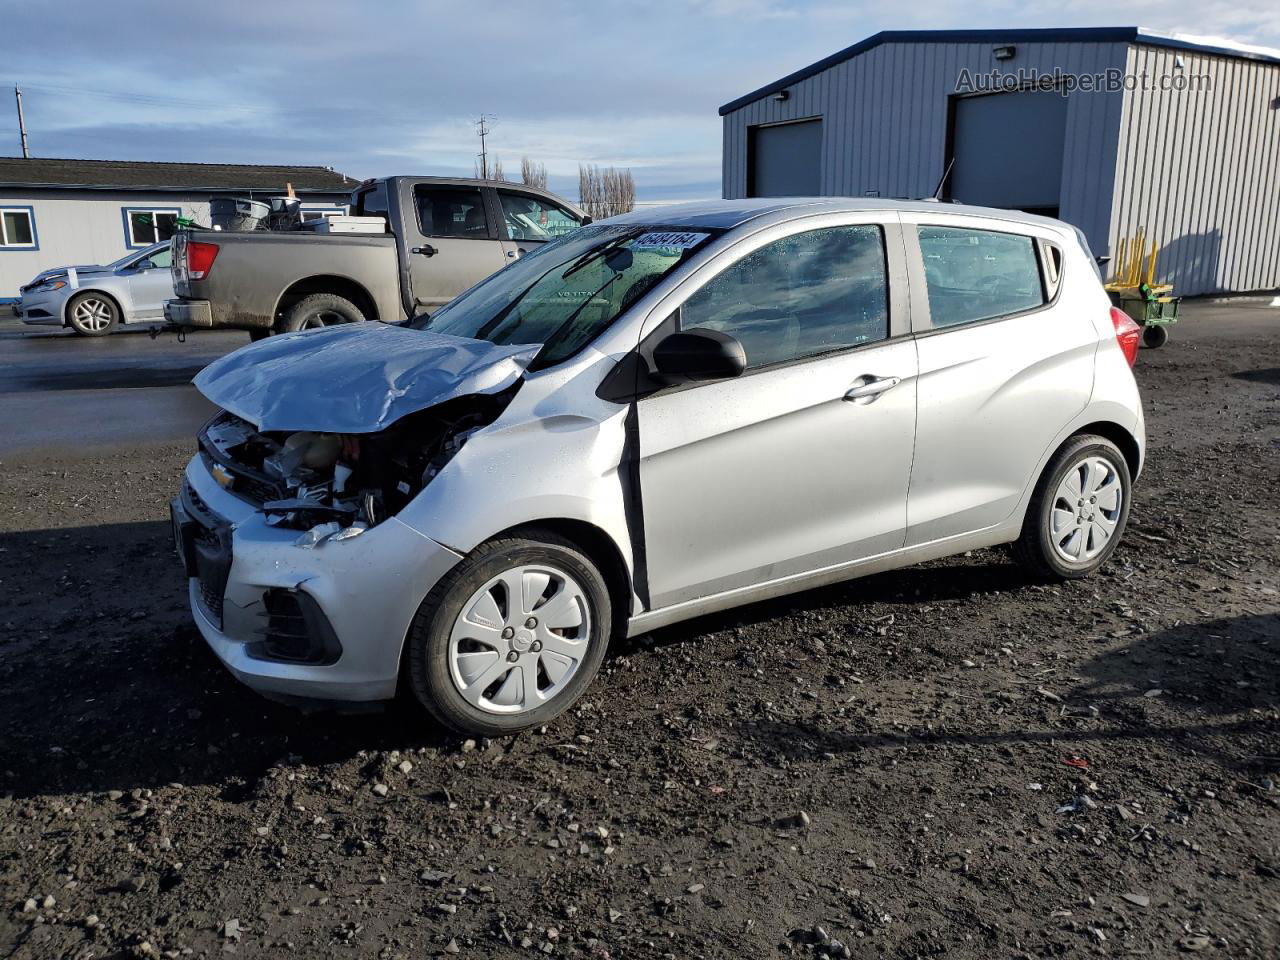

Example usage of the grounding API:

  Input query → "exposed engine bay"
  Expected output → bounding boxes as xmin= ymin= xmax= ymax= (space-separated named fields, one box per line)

xmin=199 ymin=388 xmax=516 ymax=542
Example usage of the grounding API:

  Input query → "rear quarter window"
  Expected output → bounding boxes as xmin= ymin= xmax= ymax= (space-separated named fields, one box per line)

xmin=918 ymin=226 xmax=1046 ymax=328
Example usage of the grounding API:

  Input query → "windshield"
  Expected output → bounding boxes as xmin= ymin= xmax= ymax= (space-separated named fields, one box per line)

xmin=108 ymin=241 xmax=169 ymax=271
xmin=412 ymin=224 xmax=717 ymax=367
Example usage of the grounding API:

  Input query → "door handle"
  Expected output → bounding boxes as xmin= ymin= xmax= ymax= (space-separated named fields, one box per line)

xmin=412 ymin=244 xmax=438 ymax=257
xmin=843 ymin=375 xmax=901 ymax=403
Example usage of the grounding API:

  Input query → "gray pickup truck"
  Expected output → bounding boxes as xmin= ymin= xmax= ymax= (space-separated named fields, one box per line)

xmin=164 ymin=176 xmax=588 ymax=337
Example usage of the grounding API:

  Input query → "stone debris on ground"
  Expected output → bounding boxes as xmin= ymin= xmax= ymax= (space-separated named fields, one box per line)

xmin=0 ymin=312 xmax=1276 ymax=957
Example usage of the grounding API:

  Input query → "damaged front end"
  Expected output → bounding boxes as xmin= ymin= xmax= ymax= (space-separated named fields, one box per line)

xmin=191 ymin=323 xmax=541 ymax=546
xmin=199 ymin=389 xmax=515 ymax=543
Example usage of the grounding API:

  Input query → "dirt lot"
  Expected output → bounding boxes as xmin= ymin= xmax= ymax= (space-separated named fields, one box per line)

xmin=1 ymin=303 xmax=1277 ymax=959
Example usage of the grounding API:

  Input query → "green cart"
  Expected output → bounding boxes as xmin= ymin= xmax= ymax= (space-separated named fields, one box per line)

xmin=1111 ymin=283 xmax=1180 ymax=349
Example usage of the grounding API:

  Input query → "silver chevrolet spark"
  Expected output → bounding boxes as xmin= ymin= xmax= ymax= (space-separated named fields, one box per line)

xmin=173 ymin=199 xmax=1145 ymax=736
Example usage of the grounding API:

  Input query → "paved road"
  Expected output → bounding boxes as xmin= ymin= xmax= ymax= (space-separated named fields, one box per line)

xmin=0 ymin=319 xmax=250 ymax=459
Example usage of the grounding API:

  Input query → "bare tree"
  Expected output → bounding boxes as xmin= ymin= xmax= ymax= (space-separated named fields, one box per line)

xmin=492 ymin=157 xmax=505 ymax=182
xmin=578 ymin=164 xmax=636 ymax=219
xmin=520 ymin=156 xmax=548 ymax=190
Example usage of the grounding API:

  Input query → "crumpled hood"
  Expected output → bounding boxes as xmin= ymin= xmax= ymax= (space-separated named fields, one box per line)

xmin=193 ymin=323 xmax=540 ymax=433
xmin=23 ymin=264 xmax=106 ymax=288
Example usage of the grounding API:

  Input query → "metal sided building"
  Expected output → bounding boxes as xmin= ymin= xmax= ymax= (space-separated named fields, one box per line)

xmin=0 ymin=158 xmax=354 ymax=300
xmin=719 ymin=27 xmax=1280 ymax=296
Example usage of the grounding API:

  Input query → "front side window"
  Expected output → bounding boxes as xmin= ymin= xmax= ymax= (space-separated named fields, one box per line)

xmin=414 ymin=225 xmax=717 ymax=368
xmin=680 ymin=224 xmax=889 ymax=370
xmin=125 ymin=208 xmax=179 ymax=247
xmin=415 ymin=186 xmax=489 ymax=239
xmin=0 ymin=208 xmax=36 ymax=248
xmin=917 ymin=226 xmax=1045 ymax=328
xmin=142 ymin=247 xmax=172 ymax=269
xmin=498 ymin=191 xmax=581 ymax=242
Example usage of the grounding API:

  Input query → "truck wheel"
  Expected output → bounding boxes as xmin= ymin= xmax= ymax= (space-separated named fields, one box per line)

xmin=66 ymin=292 xmax=119 ymax=336
xmin=279 ymin=293 xmax=365 ymax=333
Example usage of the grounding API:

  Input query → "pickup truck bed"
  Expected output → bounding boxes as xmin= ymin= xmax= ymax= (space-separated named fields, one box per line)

xmin=168 ymin=230 xmax=402 ymax=333
xmin=164 ymin=176 xmax=588 ymax=336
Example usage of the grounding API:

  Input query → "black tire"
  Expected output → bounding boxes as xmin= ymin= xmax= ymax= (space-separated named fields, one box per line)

xmin=405 ymin=531 xmax=613 ymax=737
xmin=278 ymin=292 xmax=365 ymax=333
xmin=65 ymin=292 xmax=119 ymax=336
xmin=1142 ymin=323 xmax=1169 ymax=349
xmin=248 ymin=328 xmax=271 ymax=342
xmin=1012 ymin=434 xmax=1132 ymax=581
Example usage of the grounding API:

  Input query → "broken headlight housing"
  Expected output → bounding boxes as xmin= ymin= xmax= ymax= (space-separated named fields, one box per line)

xmin=198 ymin=386 xmax=516 ymax=535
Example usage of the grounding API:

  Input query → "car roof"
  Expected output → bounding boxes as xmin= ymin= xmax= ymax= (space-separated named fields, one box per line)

xmin=605 ymin=197 xmax=1070 ymax=233
xmin=379 ymin=176 xmax=586 ymax=216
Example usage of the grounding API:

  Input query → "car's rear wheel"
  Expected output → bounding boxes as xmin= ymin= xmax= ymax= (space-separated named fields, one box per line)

xmin=278 ymin=293 xmax=365 ymax=334
xmin=66 ymin=292 xmax=119 ymax=336
xmin=1012 ymin=434 xmax=1132 ymax=580
xmin=405 ymin=531 xmax=612 ymax=737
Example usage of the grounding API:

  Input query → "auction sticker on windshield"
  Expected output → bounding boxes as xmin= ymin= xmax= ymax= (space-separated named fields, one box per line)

xmin=632 ymin=232 xmax=710 ymax=251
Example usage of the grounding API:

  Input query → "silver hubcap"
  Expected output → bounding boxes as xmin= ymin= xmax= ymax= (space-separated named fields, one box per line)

xmin=303 ymin=310 xmax=347 ymax=329
xmin=72 ymin=298 xmax=112 ymax=331
xmin=448 ymin=564 xmax=591 ymax=715
xmin=1050 ymin=456 xmax=1123 ymax=564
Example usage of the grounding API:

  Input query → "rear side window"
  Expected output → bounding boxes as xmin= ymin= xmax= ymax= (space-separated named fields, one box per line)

xmin=354 ymin=184 xmax=389 ymax=218
xmin=917 ymin=226 xmax=1045 ymax=328
xmin=415 ymin=186 xmax=490 ymax=240
xmin=680 ymin=224 xmax=888 ymax=370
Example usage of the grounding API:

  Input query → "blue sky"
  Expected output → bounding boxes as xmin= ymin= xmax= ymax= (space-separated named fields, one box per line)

xmin=2 ymin=0 xmax=1277 ymax=201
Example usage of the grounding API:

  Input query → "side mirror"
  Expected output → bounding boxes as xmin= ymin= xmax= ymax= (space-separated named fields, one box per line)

xmin=134 ymin=260 xmax=154 ymax=271
xmin=653 ymin=328 xmax=746 ymax=383
xmin=580 ymin=216 xmax=593 ymax=226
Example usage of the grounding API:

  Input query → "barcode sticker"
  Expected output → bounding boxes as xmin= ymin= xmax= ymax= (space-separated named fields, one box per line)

xmin=632 ymin=231 xmax=710 ymax=250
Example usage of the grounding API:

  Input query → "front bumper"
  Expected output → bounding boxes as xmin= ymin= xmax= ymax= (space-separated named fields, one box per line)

xmin=18 ymin=290 xmax=65 ymax=326
xmin=175 ymin=454 xmax=463 ymax=702
xmin=164 ymin=298 xmax=213 ymax=328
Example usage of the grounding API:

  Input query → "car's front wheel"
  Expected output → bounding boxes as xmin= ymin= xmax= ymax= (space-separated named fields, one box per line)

xmin=405 ymin=531 xmax=612 ymax=737
xmin=1013 ymin=434 xmax=1132 ymax=580
xmin=66 ymin=292 xmax=119 ymax=336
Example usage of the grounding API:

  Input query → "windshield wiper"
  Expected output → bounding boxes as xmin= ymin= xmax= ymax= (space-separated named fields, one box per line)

xmin=560 ymin=231 xmax=637 ymax=280
xmin=537 ymin=272 xmax=623 ymax=359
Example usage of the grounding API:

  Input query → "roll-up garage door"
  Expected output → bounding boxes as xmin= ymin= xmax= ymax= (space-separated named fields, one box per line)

xmin=748 ymin=119 xmax=822 ymax=197
xmin=950 ymin=90 xmax=1067 ymax=217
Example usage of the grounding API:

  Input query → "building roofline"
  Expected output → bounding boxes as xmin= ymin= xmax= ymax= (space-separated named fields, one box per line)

xmin=0 ymin=156 xmax=354 ymax=192
xmin=0 ymin=180 xmax=349 ymax=194
xmin=718 ymin=26 xmax=1280 ymax=115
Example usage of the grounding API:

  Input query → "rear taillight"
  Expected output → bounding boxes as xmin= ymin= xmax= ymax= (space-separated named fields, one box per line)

xmin=187 ymin=241 xmax=220 ymax=281
xmin=1110 ymin=306 xmax=1142 ymax=367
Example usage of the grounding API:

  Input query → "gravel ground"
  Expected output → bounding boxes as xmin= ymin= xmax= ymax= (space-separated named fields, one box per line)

xmin=1 ymin=308 xmax=1277 ymax=959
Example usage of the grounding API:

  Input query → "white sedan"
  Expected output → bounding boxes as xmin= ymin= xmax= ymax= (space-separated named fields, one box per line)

xmin=18 ymin=241 xmax=173 ymax=336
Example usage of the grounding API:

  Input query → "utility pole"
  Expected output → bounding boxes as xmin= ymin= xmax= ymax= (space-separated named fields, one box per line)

xmin=15 ymin=86 xmax=29 ymax=159
xmin=475 ymin=114 xmax=494 ymax=180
